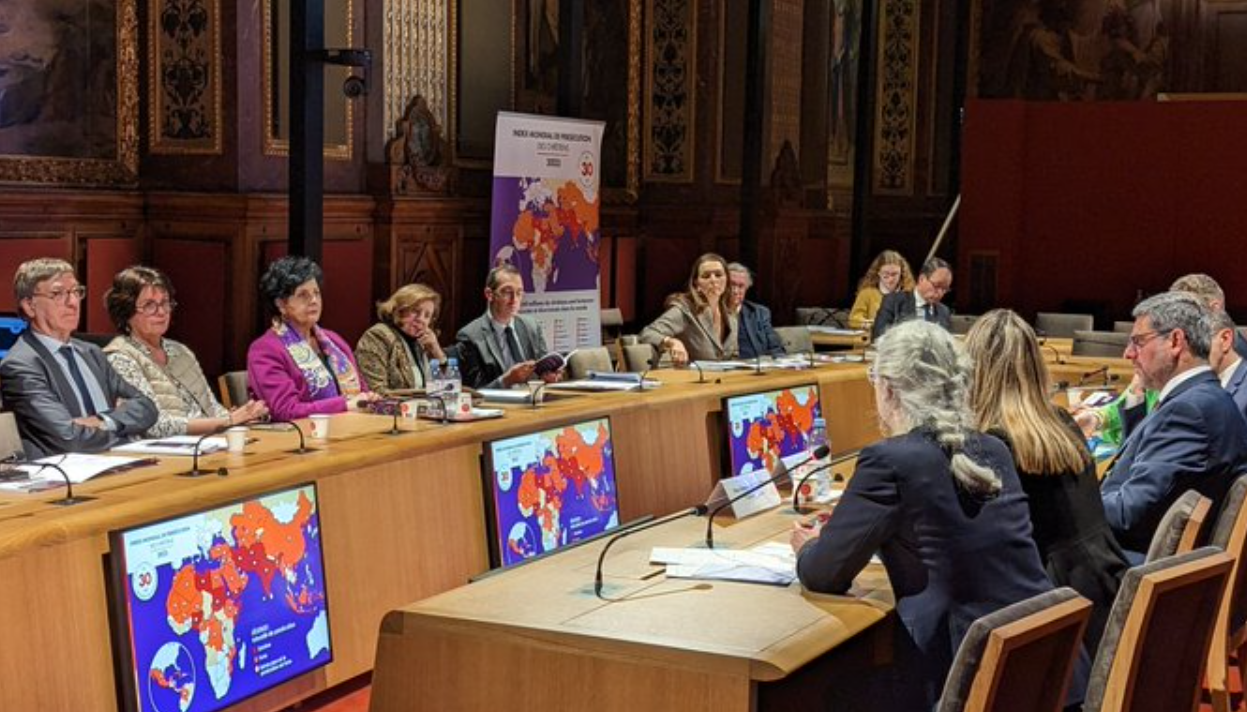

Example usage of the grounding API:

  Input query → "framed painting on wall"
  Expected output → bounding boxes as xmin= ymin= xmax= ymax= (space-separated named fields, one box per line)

xmin=0 ymin=0 xmax=139 ymax=185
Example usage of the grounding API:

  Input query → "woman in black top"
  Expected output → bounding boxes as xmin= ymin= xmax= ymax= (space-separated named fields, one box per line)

xmin=965 ymin=309 xmax=1129 ymax=651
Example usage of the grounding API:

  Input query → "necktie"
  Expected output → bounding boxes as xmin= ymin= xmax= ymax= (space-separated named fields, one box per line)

xmin=924 ymin=303 xmax=934 ymax=322
xmin=59 ymin=345 xmax=99 ymax=416
xmin=503 ymin=325 xmax=520 ymax=367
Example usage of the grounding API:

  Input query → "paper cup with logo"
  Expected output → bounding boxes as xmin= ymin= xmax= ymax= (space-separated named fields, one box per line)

xmin=309 ymin=414 xmax=332 ymax=439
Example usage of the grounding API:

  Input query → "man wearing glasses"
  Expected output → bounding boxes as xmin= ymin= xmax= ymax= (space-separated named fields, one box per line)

xmin=870 ymin=257 xmax=954 ymax=340
xmin=0 ymin=258 xmax=156 ymax=457
xmin=456 ymin=264 xmax=558 ymax=389
xmin=1100 ymin=291 xmax=1247 ymax=563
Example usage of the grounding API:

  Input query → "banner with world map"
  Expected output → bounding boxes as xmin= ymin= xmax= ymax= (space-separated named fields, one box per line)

xmin=491 ymin=112 xmax=605 ymax=351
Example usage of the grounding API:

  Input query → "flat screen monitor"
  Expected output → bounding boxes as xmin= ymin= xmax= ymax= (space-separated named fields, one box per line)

xmin=723 ymin=384 xmax=824 ymax=478
xmin=483 ymin=416 xmax=621 ymax=568
xmin=108 ymin=483 xmax=332 ymax=712
xmin=0 ymin=314 xmax=26 ymax=359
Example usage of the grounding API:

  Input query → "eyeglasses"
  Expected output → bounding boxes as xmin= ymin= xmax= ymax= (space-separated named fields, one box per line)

xmin=1128 ymin=329 xmax=1173 ymax=349
xmin=288 ymin=288 xmax=322 ymax=305
xmin=494 ymin=287 xmax=524 ymax=301
xmin=31 ymin=285 xmax=87 ymax=304
xmin=137 ymin=299 xmax=177 ymax=315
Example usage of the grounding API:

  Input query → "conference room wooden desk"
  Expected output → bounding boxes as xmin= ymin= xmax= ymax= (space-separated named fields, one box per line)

xmin=810 ymin=330 xmax=870 ymax=350
xmin=0 ymin=362 xmax=880 ymax=712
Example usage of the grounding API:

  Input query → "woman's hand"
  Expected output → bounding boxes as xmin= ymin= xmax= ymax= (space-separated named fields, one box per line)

xmin=349 ymin=392 xmax=383 ymax=411
xmin=413 ymin=325 xmax=445 ymax=362
xmin=790 ymin=519 xmax=822 ymax=554
xmin=229 ymin=399 xmax=269 ymax=425
xmin=664 ymin=337 xmax=689 ymax=367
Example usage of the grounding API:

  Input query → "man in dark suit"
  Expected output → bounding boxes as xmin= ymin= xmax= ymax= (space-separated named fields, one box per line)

xmin=871 ymin=256 xmax=953 ymax=340
xmin=1209 ymin=311 xmax=1247 ymax=421
xmin=456 ymin=264 xmax=558 ymax=389
xmin=1170 ymin=272 xmax=1247 ymax=360
xmin=727 ymin=262 xmax=785 ymax=360
xmin=0 ymin=258 xmax=157 ymax=458
xmin=1101 ymin=291 xmax=1247 ymax=562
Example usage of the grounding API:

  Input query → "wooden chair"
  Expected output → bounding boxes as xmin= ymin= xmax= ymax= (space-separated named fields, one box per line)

xmin=217 ymin=370 xmax=248 ymax=409
xmin=774 ymin=325 xmax=813 ymax=354
xmin=621 ymin=343 xmax=659 ymax=373
xmin=1072 ymin=330 xmax=1131 ymax=358
xmin=1145 ymin=490 xmax=1212 ymax=563
xmin=1113 ymin=321 xmax=1135 ymax=334
xmin=0 ymin=412 xmax=21 ymax=461
xmin=1036 ymin=312 xmax=1094 ymax=338
xmin=950 ymin=314 xmax=980 ymax=335
xmin=566 ymin=347 xmax=613 ymax=380
xmin=795 ymin=306 xmax=846 ymax=327
xmin=1082 ymin=547 xmax=1233 ymax=712
xmin=935 ymin=587 xmax=1091 ymax=712
xmin=1205 ymin=475 xmax=1247 ymax=712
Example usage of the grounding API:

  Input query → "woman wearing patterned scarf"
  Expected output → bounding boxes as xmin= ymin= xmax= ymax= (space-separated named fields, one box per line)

xmin=247 ymin=256 xmax=379 ymax=421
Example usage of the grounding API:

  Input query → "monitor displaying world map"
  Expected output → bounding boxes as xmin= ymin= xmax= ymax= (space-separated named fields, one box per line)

xmin=484 ymin=417 xmax=621 ymax=568
xmin=724 ymin=384 xmax=824 ymax=478
xmin=109 ymin=483 xmax=331 ymax=712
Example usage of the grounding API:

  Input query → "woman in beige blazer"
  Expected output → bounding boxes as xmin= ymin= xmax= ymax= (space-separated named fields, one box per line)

xmin=356 ymin=283 xmax=447 ymax=394
xmin=640 ymin=253 xmax=738 ymax=365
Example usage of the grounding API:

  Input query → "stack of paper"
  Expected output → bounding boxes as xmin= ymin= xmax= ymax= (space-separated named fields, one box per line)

xmin=114 ymin=436 xmax=227 ymax=456
xmin=651 ymin=542 xmax=797 ymax=586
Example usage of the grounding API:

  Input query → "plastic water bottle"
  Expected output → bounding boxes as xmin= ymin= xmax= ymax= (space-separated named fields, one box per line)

xmin=444 ymin=357 xmax=462 ymax=397
xmin=807 ymin=417 xmax=832 ymax=502
xmin=428 ymin=358 xmax=443 ymax=395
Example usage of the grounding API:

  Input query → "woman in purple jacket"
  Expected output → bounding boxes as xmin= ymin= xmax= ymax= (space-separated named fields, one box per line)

xmin=247 ymin=256 xmax=377 ymax=421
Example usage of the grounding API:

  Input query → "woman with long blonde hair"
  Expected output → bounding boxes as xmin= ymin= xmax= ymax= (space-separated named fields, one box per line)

xmin=848 ymin=250 xmax=914 ymax=329
xmin=965 ymin=309 xmax=1127 ymax=651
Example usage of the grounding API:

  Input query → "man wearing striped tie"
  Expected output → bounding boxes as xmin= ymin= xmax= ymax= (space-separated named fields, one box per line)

xmin=456 ymin=264 xmax=559 ymax=389
xmin=0 ymin=258 xmax=157 ymax=458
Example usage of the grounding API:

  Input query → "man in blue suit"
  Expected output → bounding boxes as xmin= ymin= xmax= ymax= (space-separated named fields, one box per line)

xmin=1101 ymin=291 xmax=1247 ymax=562
xmin=1171 ymin=272 xmax=1247 ymax=361
xmin=871 ymin=257 xmax=954 ymax=340
xmin=726 ymin=263 xmax=785 ymax=360
xmin=1209 ymin=311 xmax=1247 ymax=421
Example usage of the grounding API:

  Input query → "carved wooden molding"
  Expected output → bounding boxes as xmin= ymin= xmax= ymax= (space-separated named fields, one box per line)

xmin=872 ymin=0 xmax=920 ymax=196
xmin=645 ymin=0 xmax=696 ymax=183
xmin=149 ymin=0 xmax=224 ymax=155
xmin=384 ymin=95 xmax=456 ymax=195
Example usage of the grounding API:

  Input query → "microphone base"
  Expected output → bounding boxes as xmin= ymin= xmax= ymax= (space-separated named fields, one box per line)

xmin=286 ymin=448 xmax=314 ymax=455
xmin=384 ymin=427 xmax=410 ymax=436
xmin=177 ymin=468 xmax=217 ymax=478
xmin=49 ymin=495 xmax=96 ymax=506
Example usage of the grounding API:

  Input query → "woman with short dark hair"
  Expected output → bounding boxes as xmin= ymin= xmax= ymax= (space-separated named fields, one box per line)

xmin=104 ymin=266 xmax=267 ymax=437
xmin=247 ymin=256 xmax=376 ymax=421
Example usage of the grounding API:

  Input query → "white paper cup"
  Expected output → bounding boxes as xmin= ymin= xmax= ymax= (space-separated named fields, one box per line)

xmin=309 ymin=414 xmax=331 ymax=439
xmin=225 ymin=426 xmax=249 ymax=453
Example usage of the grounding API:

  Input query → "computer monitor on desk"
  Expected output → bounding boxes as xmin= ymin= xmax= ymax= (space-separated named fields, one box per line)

xmin=482 ymin=416 xmax=622 ymax=569
xmin=0 ymin=313 xmax=26 ymax=359
xmin=107 ymin=483 xmax=333 ymax=712
xmin=722 ymin=384 xmax=824 ymax=478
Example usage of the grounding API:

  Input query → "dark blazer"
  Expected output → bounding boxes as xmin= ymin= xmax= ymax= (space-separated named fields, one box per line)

xmin=0 ymin=330 xmax=158 ymax=458
xmin=998 ymin=410 xmax=1128 ymax=652
xmin=871 ymin=290 xmax=952 ymax=340
xmin=736 ymin=300 xmax=785 ymax=359
xmin=796 ymin=429 xmax=1053 ymax=709
xmin=1234 ymin=331 xmax=1247 ymax=362
xmin=455 ymin=312 xmax=548 ymax=389
xmin=1225 ymin=360 xmax=1247 ymax=422
xmin=1101 ymin=369 xmax=1247 ymax=560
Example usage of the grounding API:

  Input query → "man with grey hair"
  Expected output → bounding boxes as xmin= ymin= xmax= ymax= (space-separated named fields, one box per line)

xmin=1170 ymin=272 xmax=1247 ymax=360
xmin=871 ymin=256 xmax=953 ymax=339
xmin=0 ymin=258 xmax=157 ymax=457
xmin=1100 ymin=290 xmax=1247 ymax=563
xmin=726 ymin=262 xmax=785 ymax=359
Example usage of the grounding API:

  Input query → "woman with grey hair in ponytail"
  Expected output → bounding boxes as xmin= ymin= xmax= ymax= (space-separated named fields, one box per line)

xmin=790 ymin=321 xmax=1059 ymax=710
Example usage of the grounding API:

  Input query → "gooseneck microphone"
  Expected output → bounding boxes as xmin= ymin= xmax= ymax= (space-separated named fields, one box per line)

xmin=691 ymin=359 xmax=708 ymax=384
xmin=791 ymin=450 xmax=860 ymax=512
xmin=1078 ymin=366 xmax=1111 ymax=387
xmin=251 ymin=421 xmax=310 ymax=454
xmin=705 ymin=443 xmax=831 ymax=549
xmin=593 ymin=504 xmax=709 ymax=599
xmin=179 ymin=427 xmax=231 ymax=478
xmin=1036 ymin=333 xmax=1064 ymax=365
xmin=752 ymin=354 xmax=765 ymax=376
xmin=528 ymin=381 xmax=549 ymax=409
xmin=35 ymin=457 xmax=95 ymax=507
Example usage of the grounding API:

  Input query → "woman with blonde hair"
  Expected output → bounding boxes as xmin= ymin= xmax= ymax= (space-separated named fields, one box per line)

xmin=848 ymin=250 xmax=914 ymax=329
xmin=965 ymin=308 xmax=1127 ymax=651
xmin=356 ymin=283 xmax=447 ymax=394
xmin=640 ymin=253 xmax=737 ymax=366
xmin=791 ymin=320 xmax=1054 ymax=708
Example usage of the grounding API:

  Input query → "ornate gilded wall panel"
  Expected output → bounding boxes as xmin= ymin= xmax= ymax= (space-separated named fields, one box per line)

xmin=0 ymin=0 xmax=139 ymax=185
xmin=645 ymin=0 xmax=696 ymax=183
xmin=383 ymin=0 xmax=448 ymax=140
xmin=149 ymin=0 xmax=223 ymax=154
xmin=769 ymin=0 xmax=803 ymax=170
xmin=872 ymin=0 xmax=920 ymax=196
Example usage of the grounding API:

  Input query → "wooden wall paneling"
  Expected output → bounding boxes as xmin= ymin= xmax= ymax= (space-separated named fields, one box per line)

xmin=82 ymin=235 xmax=143 ymax=334
xmin=152 ymin=238 xmax=230 ymax=378
xmin=0 ymin=236 xmax=72 ymax=313
xmin=1203 ymin=1 xmax=1247 ymax=91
